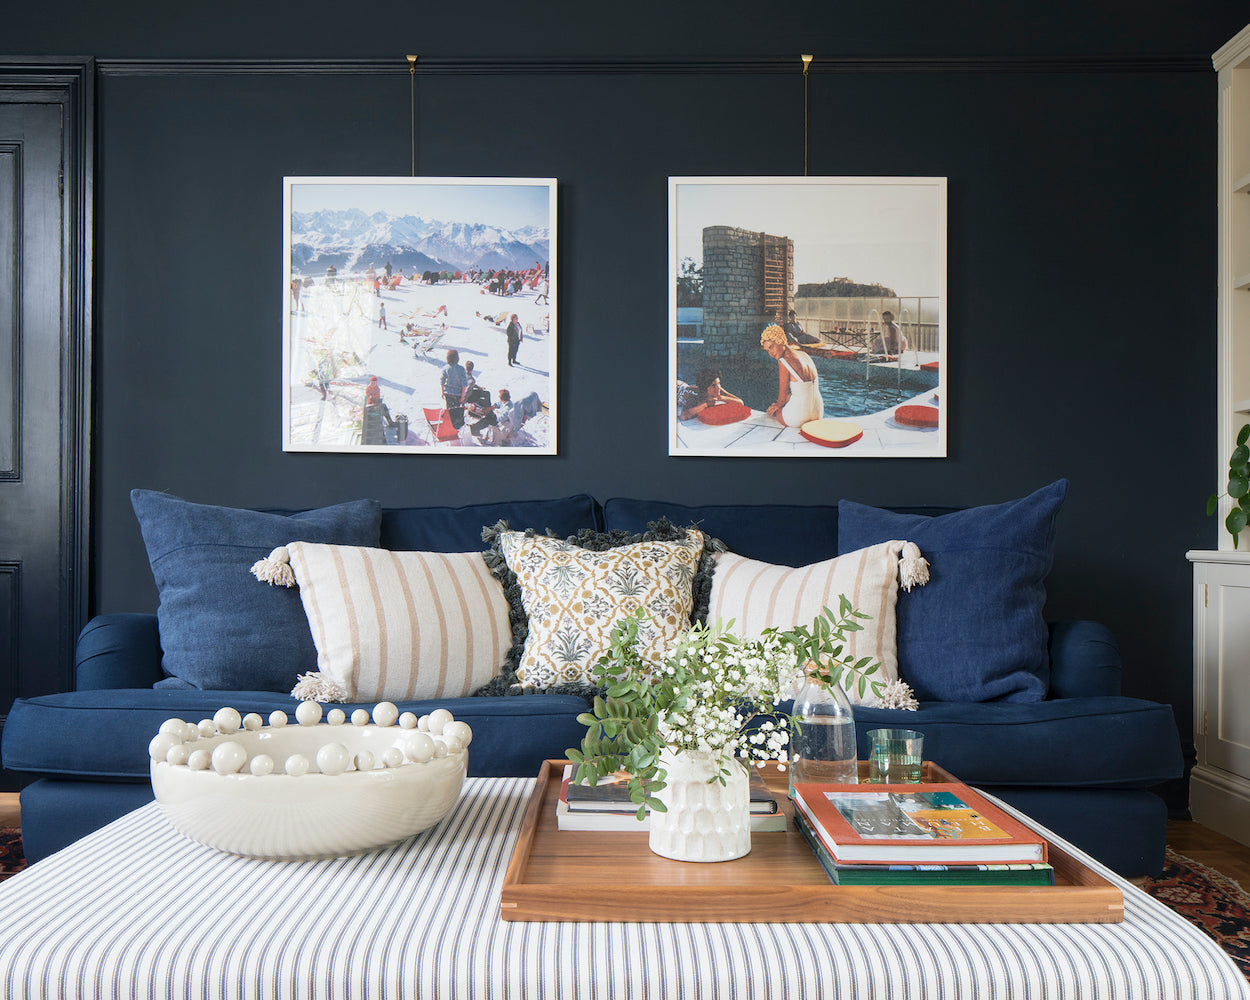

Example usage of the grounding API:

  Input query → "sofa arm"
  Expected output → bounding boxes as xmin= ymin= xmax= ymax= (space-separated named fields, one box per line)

xmin=1047 ymin=620 xmax=1121 ymax=699
xmin=75 ymin=614 xmax=165 ymax=690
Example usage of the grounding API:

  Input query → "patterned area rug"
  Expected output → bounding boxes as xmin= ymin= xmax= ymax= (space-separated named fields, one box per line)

xmin=0 ymin=831 xmax=1245 ymax=977
xmin=0 ymin=828 xmax=26 ymax=881
xmin=1140 ymin=847 xmax=1250 ymax=979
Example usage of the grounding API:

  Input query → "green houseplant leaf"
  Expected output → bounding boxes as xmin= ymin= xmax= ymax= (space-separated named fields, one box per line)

xmin=1209 ymin=422 xmax=1250 ymax=547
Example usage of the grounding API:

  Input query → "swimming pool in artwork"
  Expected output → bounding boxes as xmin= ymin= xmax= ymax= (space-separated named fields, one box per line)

xmin=676 ymin=343 xmax=938 ymax=420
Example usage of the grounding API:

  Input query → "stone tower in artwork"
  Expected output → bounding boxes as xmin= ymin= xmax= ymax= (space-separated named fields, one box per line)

xmin=698 ymin=225 xmax=793 ymax=360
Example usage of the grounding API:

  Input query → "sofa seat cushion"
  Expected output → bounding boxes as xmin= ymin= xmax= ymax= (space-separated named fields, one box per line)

xmin=847 ymin=696 xmax=1182 ymax=789
xmin=2 ymin=690 xmax=592 ymax=781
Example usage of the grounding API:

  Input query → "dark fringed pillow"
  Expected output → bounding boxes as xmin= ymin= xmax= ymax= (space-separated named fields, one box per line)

xmin=474 ymin=517 xmax=725 ymax=698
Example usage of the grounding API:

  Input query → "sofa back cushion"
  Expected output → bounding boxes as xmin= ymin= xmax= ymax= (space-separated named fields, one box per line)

xmin=130 ymin=490 xmax=382 ymax=692
xmin=602 ymin=499 xmax=840 ymax=566
xmin=602 ymin=499 xmax=958 ymax=568
xmin=838 ymin=480 xmax=1068 ymax=703
xmin=382 ymin=496 xmax=602 ymax=551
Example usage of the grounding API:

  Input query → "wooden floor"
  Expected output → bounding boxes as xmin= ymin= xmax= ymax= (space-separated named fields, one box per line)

xmin=1168 ymin=818 xmax=1250 ymax=888
xmin=0 ymin=792 xmax=1247 ymax=886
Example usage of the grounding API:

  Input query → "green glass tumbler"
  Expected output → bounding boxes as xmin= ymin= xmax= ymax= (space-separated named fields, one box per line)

xmin=865 ymin=728 xmax=924 ymax=783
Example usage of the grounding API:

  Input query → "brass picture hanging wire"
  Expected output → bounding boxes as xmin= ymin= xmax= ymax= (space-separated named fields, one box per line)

xmin=408 ymin=54 xmax=419 ymax=176
xmin=801 ymin=54 xmax=813 ymax=176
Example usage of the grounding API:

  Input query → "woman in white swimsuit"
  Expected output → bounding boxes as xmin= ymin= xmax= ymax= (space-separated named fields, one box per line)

xmin=761 ymin=324 xmax=823 ymax=427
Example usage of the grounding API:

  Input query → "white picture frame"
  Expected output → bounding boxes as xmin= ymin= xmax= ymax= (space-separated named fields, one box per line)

xmin=283 ymin=176 xmax=557 ymax=454
xmin=669 ymin=176 xmax=947 ymax=458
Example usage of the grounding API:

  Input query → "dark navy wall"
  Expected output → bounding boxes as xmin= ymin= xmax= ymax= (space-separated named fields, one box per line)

xmin=7 ymin=3 xmax=1249 ymax=757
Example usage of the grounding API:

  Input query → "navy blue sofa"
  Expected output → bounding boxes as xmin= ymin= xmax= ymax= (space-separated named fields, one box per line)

xmin=1 ymin=495 xmax=1183 ymax=876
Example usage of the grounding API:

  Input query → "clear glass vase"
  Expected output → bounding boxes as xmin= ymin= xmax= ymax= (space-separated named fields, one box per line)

xmin=789 ymin=678 xmax=858 ymax=797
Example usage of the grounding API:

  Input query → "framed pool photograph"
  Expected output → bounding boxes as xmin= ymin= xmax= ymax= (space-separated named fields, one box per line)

xmin=669 ymin=176 xmax=947 ymax=458
xmin=282 ymin=176 xmax=556 ymax=454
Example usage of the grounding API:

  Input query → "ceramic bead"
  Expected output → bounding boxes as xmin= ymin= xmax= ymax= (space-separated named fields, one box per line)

xmin=441 ymin=733 xmax=464 ymax=754
xmin=187 ymin=749 xmax=212 ymax=771
xmin=326 ymin=709 xmax=346 ymax=726
xmin=269 ymin=710 xmax=288 ymax=728
xmin=284 ymin=754 xmax=310 ymax=776
xmin=197 ymin=720 xmax=217 ymax=738
xmin=444 ymin=721 xmax=473 ymax=747
xmin=182 ymin=722 xmax=201 ymax=742
xmin=373 ymin=702 xmax=399 ymax=727
xmin=417 ymin=714 xmax=430 ymax=732
xmin=242 ymin=713 xmax=264 ymax=731
xmin=149 ymin=732 xmax=180 ymax=761
xmin=351 ymin=709 xmax=370 ymax=726
xmin=432 ymin=739 xmax=448 ymax=758
xmin=381 ymin=747 xmax=404 ymax=768
xmin=159 ymin=718 xmax=186 ymax=737
xmin=427 ymin=708 xmax=454 ymax=735
xmin=295 ymin=701 xmax=323 ymax=727
xmin=211 ymin=741 xmax=247 ymax=774
xmin=316 ymin=742 xmax=350 ymax=776
xmin=399 ymin=712 xmax=418 ymax=729
xmin=165 ymin=743 xmax=190 ymax=766
xmin=249 ymin=754 xmax=275 ymax=776
xmin=213 ymin=707 xmax=242 ymax=734
xmin=400 ymin=732 xmax=436 ymax=763
xmin=354 ymin=751 xmax=375 ymax=772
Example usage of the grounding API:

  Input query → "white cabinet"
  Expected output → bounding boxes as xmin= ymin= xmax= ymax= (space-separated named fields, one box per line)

xmin=1214 ymin=25 xmax=1250 ymax=549
xmin=1189 ymin=551 xmax=1250 ymax=845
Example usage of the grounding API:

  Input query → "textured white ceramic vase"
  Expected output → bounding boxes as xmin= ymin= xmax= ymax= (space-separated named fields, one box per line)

xmin=648 ymin=748 xmax=751 ymax=862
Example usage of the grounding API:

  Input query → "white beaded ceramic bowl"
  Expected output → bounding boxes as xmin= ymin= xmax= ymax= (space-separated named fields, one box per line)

xmin=149 ymin=702 xmax=471 ymax=859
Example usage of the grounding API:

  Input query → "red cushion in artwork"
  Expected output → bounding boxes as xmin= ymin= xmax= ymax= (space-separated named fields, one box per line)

xmin=799 ymin=419 xmax=864 ymax=448
xmin=697 ymin=402 xmax=751 ymax=425
xmin=895 ymin=405 xmax=940 ymax=427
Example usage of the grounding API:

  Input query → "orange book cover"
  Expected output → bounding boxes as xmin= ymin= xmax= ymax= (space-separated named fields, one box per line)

xmin=792 ymin=781 xmax=1047 ymax=865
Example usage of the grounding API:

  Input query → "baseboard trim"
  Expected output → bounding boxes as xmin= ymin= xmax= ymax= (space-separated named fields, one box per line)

xmin=1189 ymin=765 xmax=1250 ymax=849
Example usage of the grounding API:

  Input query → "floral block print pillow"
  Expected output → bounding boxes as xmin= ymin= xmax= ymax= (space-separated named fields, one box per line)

xmin=496 ymin=528 xmax=705 ymax=689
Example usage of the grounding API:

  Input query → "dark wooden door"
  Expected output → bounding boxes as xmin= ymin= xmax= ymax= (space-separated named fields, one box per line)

xmin=0 ymin=64 xmax=92 ymax=790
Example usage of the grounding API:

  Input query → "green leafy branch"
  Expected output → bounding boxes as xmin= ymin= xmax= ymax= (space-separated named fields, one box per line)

xmin=773 ymin=596 xmax=884 ymax=701
xmin=1207 ymin=423 xmax=1250 ymax=546
xmin=565 ymin=611 xmax=677 ymax=817
xmin=564 ymin=600 xmax=887 ymax=816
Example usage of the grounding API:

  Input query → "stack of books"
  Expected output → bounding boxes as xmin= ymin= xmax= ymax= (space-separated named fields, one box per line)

xmin=790 ymin=780 xmax=1055 ymax=886
xmin=556 ymin=764 xmax=787 ymax=832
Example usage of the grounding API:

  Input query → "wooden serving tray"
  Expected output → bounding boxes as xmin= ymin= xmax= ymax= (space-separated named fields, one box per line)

xmin=500 ymin=760 xmax=1124 ymax=924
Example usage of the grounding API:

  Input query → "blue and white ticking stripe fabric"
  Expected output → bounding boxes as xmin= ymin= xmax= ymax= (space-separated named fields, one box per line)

xmin=0 ymin=778 xmax=1246 ymax=1000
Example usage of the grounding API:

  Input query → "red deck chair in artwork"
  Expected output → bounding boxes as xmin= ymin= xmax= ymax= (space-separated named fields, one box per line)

xmin=422 ymin=407 xmax=462 ymax=443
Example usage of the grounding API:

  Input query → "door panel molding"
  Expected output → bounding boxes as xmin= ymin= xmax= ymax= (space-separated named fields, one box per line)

xmin=0 ymin=61 xmax=93 ymax=778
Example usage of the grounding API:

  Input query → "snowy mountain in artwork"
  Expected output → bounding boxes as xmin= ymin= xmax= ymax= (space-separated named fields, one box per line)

xmin=289 ymin=208 xmax=550 ymax=276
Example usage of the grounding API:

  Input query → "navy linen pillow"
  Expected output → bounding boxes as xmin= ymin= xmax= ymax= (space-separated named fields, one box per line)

xmin=131 ymin=490 xmax=382 ymax=692
xmin=837 ymin=480 xmax=1068 ymax=703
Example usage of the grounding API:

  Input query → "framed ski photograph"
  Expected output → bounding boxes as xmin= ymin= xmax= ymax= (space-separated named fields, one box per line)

xmin=670 ymin=176 xmax=946 ymax=458
xmin=283 ymin=176 xmax=556 ymax=454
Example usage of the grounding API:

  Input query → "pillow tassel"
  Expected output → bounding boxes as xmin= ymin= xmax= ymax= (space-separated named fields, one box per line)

xmin=291 ymin=671 xmax=350 ymax=703
xmin=250 ymin=546 xmax=296 ymax=587
xmin=899 ymin=542 xmax=930 ymax=592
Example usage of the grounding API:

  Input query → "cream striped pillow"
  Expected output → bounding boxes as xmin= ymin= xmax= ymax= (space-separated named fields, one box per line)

xmin=707 ymin=541 xmax=918 ymax=707
xmin=277 ymin=542 xmax=511 ymax=702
